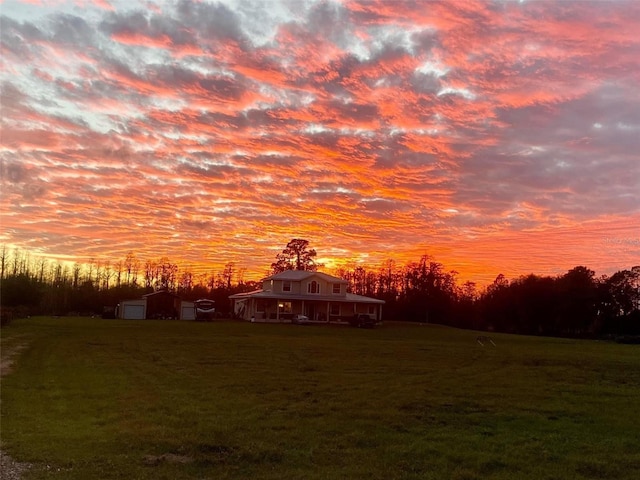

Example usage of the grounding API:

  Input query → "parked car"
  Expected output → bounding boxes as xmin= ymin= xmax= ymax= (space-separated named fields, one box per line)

xmin=349 ymin=314 xmax=376 ymax=328
xmin=292 ymin=314 xmax=310 ymax=324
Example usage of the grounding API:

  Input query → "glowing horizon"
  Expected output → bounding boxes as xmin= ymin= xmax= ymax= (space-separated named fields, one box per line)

xmin=1 ymin=0 xmax=639 ymax=287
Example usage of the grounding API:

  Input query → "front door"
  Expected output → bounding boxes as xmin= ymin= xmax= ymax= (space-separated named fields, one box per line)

xmin=306 ymin=304 xmax=316 ymax=321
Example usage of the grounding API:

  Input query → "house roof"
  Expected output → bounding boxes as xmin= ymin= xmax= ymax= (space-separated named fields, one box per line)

xmin=143 ymin=290 xmax=181 ymax=298
xmin=344 ymin=293 xmax=385 ymax=304
xmin=229 ymin=289 xmax=384 ymax=304
xmin=262 ymin=270 xmax=348 ymax=284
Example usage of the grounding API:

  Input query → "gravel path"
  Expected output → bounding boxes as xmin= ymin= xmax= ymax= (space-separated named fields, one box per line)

xmin=0 ymin=450 xmax=31 ymax=480
xmin=1 ymin=340 xmax=32 ymax=480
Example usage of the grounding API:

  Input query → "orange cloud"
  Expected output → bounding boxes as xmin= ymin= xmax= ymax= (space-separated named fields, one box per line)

xmin=1 ymin=0 xmax=639 ymax=286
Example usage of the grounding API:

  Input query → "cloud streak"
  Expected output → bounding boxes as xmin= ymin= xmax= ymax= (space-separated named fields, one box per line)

xmin=1 ymin=0 xmax=639 ymax=285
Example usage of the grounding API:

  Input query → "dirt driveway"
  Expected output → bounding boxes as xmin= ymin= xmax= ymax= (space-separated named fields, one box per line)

xmin=1 ymin=338 xmax=32 ymax=479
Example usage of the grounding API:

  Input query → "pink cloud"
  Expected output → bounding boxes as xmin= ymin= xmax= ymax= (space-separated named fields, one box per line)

xmin=1 ymin=0 xmax=638 ymax=285
xmin=111 ymin=31 xmax=173 ymax=48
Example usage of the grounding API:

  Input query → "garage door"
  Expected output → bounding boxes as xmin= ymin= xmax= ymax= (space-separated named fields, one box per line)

xmin=123 ymin=304 xmax=145 ymax=319
xmin=181 ymin=305 xmax=196 ymax=320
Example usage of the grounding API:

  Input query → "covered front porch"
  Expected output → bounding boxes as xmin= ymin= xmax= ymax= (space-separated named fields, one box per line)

xmin=231 ymin=293 xmax=383 ymax=323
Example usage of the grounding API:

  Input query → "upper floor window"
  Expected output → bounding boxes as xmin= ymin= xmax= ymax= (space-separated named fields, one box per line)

xmin=308 ymin=281 xmax=319 ymax=294
xmin=283 ymin=281 xmax=291 ymax=292
xmin=332 ymin=283 xmax=341 ymax=294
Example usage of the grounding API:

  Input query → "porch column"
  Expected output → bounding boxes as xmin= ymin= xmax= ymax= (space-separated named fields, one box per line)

xmin=326 ymin=302 xmax=330 ymax=322
xmin=276 ymin=300 xmax=280 ymax=321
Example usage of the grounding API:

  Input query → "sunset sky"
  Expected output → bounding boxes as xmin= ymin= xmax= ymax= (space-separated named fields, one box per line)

xmin=1 ymin=0 xmax=639 ymax=286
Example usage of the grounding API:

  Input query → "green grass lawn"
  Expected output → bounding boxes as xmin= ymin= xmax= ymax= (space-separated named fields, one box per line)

xmin=1 ymin=317 xmax=639 ymax=479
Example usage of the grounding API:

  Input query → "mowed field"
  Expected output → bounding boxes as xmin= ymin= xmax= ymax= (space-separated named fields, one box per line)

xmin=1 ymin=317 xmax=639 ymax=480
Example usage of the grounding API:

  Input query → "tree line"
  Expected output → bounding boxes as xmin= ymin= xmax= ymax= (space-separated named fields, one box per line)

xmin=0 ymin=246 xmax=258 ymax=319
xmin=335 ymin=260 xmax=640 ymax=338
xmin=1 ymin=242 xmax=638 ymax=338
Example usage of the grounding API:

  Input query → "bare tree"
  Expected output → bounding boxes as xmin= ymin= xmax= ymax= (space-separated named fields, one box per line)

xmin=102 ymin=261 xmax=114 ymax=289
xmin=237 ymin=266 xmax=247 ymax=285
xmin=11 ymin=248 xmax=20 ymax=276
xmin=86 ymin=259 xmax=95 ymax=285
xmin=352 ymin=266 xmax=367 ymax=295
xmin=179 ymin=269 xmax=194 ymax=292
xmin=0 ymin=244 xmax=6 ymax=280
xmin=222 ymin=262 xmax=235 ymax=290
xmin=114 ymin=260 xmax=124 ymax=287
xmin=94 ymin=260 xmax=102 ymax=287
xmin=125 ymin=252 xmax=137 ymax=285
xmin=72 ymin=263 xmax=82 ymax=288
xmin=144 ymin=260 xmax=156 ymax=289
xmin=20 ymin=250 xmax=30 ymax=276
xmin=157 ymin=257 xmax=178 ymax=290
xmin=378 ymin=259 xmax=398 ymax=296
xmin=37 ymin=257 xmax=48 ymax=283
xmin=206 ymin=272 xmax=216 ymax=292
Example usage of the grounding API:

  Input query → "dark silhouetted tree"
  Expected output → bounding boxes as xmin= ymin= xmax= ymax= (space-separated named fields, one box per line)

xmin=0 ymin=244 xmax=7 ymax=280
xmin=599 ymin=267 xmax=640 ymax=334
xmin=222 ymin=262 xmax=235 ymax=290
xmin=157 ymin=257 xmax=178 ymax=290
xmin=271 ymin=239 xmax=321 ymax=273
xmin=556 ymin=266 xmax=598 ymax=335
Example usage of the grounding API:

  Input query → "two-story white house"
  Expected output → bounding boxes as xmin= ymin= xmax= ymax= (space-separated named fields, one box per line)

xmin=229 ymin=270 xmax=384 ymax=323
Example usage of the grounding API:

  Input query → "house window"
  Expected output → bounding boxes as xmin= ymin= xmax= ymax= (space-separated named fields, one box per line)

xmin=332 ymin=283 xmax=341 ymax=294
xmin=330 ymin=304 xmax=340 ymax=316
xmin=278 ymin=301 xmax=292 ymax=313
xmin=283 ymin=281 xmax=291 ymax=292
xmin=308 ymin=281 xmax=319 ymax=294
xmin=368 ymin=305 xmax=375 ymax=315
